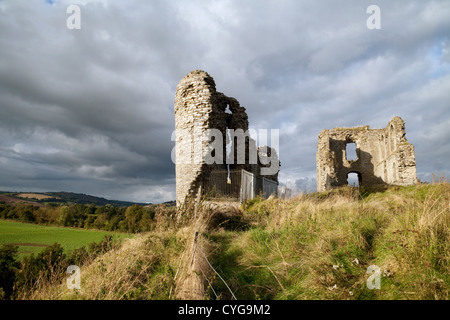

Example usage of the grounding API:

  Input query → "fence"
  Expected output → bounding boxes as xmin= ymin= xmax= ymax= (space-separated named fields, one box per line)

xmin=262 ymin=177 xmax=278 ymax=198
xmin=203 ymin=169 xmax=285 ymax=202
xmin=277 ymin=185 xmax=292 ymax=199
xmin=203 ymin=170 xmax=242 ymax=200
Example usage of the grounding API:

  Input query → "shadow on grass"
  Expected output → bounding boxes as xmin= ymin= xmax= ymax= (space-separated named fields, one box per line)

xmin=204 ymin=232 xmax=279 ymax=300
xmin=358 ymin=185 xmax=391 ymax=199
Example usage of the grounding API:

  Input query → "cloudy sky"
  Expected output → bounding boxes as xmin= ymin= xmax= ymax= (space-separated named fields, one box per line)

xmin=0 ymin=0 xmax=449 ymax=203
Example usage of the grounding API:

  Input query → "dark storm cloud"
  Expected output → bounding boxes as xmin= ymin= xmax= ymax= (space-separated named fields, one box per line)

xmin=0 ymin=0 xmax=449 ymax=202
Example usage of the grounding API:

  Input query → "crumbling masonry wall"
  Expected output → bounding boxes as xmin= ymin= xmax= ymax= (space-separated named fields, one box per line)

xmin=175 ymin=70 xmax=279 ymax=206
xmin=317 ymin=117 xmax=417 ymax=192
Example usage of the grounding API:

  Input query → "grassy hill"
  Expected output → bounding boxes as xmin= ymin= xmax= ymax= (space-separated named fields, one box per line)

xmin=207 ymin=183 xmax=449 ymax=300
xmin=13 ymin=182 xmax=449 ymax=300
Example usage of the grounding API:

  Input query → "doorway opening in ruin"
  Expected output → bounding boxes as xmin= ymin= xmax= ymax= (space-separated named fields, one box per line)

xmin=346 ymin=142 xmax=358 ymax=161
xmin=347 ymin=172 xmax=361 ymax=187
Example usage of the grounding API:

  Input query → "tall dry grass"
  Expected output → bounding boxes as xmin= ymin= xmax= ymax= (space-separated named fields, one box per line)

xmin=23 ymin=233 xmax=186 ymax=300
xmin=20 ymin=181 xmax=449 ymax=300
xmin=173 ymin=199 xmax=239 ymax=300
xmin=22 ymin=198 xmax=223 ymax=300
xmin=207 ymin=182 xmax=449 ymax=300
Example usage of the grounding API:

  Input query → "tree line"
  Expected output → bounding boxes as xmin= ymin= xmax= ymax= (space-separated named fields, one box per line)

xmin=0 ymin=201 xmax=176 ymax=234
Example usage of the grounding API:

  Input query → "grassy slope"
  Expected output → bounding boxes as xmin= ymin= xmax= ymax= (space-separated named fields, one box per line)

xmin=0 ymin=220 xmax=133 ymax=258
xmin=25 ymin=231 xmax=187 ymax=300
xmin=207 ymin=183 xmax=449 ymax=300
xmin=24 ymin=183 xmax=449 ymax=300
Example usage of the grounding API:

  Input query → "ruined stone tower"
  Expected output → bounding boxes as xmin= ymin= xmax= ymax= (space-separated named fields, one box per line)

xmin=316 ymin=117 xmax=417 ymax=192
xmin=174 ymin=70 xmax=279 ymax=206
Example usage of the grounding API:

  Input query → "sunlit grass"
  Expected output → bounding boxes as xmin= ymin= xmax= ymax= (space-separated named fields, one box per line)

xmin=207 ymin=182 xmax=449 ymax=300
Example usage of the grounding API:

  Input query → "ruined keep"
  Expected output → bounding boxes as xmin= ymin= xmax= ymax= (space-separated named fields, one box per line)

xmin=316 ymin=116 xmax=417 ymax=192
xmin=174 ymin=70 xmax=280 ymax=206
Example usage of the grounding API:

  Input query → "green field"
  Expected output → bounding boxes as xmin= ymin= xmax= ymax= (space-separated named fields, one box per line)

xmin=0 ymin=220 xmax=133 ymax=258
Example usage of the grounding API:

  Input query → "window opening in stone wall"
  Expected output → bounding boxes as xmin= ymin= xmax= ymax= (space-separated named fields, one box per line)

xmin=390 ymin=124 xmax=396 ymax=151
xmin=346 ymin=142 xmax=358 ymax=161
xmin=380 ymin=134 xmax=385 ymax=159
xmin=347 ymin=172 xmax=360 ymax=187
xmin=387 ymin=132 xmax=391 ymax=154
xmin=392 ymin=162 xmax=397 ymax=182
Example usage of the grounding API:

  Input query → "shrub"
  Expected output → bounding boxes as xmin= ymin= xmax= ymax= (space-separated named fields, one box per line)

xmin=0 ymin=245 xmax=20 ymax=299
xmin=15 ymin=243 xmax=68 ymax=293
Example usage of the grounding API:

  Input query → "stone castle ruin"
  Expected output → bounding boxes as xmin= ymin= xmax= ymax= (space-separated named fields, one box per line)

xmin=174 ymin=70 xmax=280 ymax=206
xmin=316 ymin=116 xmax=417 ymax=192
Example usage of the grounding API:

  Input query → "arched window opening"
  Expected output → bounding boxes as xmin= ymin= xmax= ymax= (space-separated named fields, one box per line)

xmin=347 ymin=172 xmax=361 ymax=187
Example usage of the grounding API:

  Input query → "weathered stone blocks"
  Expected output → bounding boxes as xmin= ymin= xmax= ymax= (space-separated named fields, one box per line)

xmin=175 ymin=70 xmax=279 ymax=206
xmin=316 ymin=116 xmax=417 ymax=192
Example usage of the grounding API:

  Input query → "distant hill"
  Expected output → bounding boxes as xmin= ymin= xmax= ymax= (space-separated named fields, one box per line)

xmin=0 ymin=191 xmax=151 ymax=207
xmin=45 ymin=192 xmax=150 ymax=207
xmin=0 ymin=194 xmax=44 ymax=207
